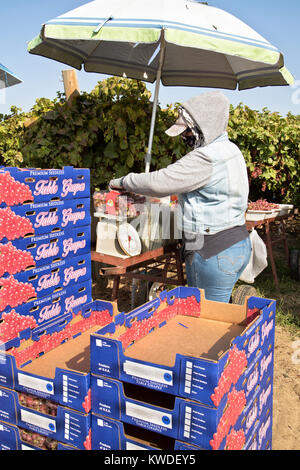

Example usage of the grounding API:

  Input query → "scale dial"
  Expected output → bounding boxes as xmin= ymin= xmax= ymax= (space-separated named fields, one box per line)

xmin=117 ymin=223 xmax=142 ymax=257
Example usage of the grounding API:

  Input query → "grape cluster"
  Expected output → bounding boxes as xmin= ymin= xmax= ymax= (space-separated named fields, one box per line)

xmin=250 ymin=167 xmax=262 ymax=180
xmin=82 ymin=388 xmax=91 ymax=413
xmin=20 ymin=428 xmax=58 ymax=450
xmin=0 ymin=242 xmax=35 ymax=276
xmin=0 ymin=207 xmax=33 ymax=241
xmin=225 ymin=429 xmax=246 ymax=450
xmin=210 ymin=388 xmax=246 ymax=450
xmin=18 ymin=392 xmax=58 ymax=416
xmin=211 ymin=345 xmax=247 ymax=407
xmin=248 ymin=199 xmax=279 ymax=211
xmin=0 ymin=171 xmax=33 ymax=206
xmin=0 ymin=310 xmax=37 ymax=342
xmin=84 ymin=429 xmax=92 ymax=450
xmin=0 ymin=276 xmax=36 ymax=310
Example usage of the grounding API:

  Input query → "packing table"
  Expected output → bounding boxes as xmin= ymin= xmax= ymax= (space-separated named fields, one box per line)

xmin=91 ymin=243 xmax=185 ymax=302
xmin=91 ymin=211 xmax=294 ymax=302
xmin=245 ymin=212 xmax=294 ymax=292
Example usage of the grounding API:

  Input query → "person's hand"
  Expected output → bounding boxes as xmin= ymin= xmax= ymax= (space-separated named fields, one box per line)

xmin=108 ymin=177 xmax=124 ymax=191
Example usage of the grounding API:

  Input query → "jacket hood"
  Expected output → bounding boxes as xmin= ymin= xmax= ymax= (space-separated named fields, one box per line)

xmin=182 ymin=91 xmax=230 ymax=146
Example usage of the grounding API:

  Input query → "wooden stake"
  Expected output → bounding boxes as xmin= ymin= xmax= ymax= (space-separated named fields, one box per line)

xmin=62 ymin=70 xmax=80 ymax=104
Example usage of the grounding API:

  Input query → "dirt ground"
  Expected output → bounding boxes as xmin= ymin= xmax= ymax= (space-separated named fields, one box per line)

xmin=272 ymin=326 xmax=300 ymax=450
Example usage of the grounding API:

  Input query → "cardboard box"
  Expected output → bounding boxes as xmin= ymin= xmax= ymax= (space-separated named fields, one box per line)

xmin=91 ymin=366 xmax=273 ymax=450
xmin=0 ymin=166 xmax=90 ymax=206
xmin=0 ymin=198 xmax=91 ymax=243
xmin=0 ymin=420 xmax=77 ymax=450
xmin=0 ymin=300 xmax=114 ymax=413
xmin=91 ymin=414 xmax=203 ymax=451
xmin=0 ymin=385 xmax=91 ymax=450
xmin=0 ymin=253 xmax=91 ymax=314
xmin=0 ymin=280 xmax=92 ymax=334
xmin=244 ymin=401 xmax=273 ymax=450
xmin=90 ymin=287 xmax=276 ymax=408
xmin=0 ymin=226 xmax=91 ymax=272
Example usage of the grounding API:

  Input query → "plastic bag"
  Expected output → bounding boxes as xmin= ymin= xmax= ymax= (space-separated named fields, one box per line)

xmin=239 ymin=229 xmax=268 ymax=284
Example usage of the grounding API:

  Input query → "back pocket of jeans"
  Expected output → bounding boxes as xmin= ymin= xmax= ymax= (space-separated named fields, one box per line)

xmin=217 ymin=254 xmax=245 ymax=275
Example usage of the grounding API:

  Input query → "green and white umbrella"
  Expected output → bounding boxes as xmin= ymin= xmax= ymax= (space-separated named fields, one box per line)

xmin=28 ymin=0 xmax=294 ymax=171
xmin=0 ymin=63 xmax=22 ymax=89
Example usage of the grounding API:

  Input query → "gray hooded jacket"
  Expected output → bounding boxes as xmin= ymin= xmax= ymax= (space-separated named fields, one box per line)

xmin=122 ymin=91 xmax=249 ymax=239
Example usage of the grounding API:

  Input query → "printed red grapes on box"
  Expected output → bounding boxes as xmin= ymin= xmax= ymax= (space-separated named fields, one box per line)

xmin=0 ymin=198 xmax=90 ymax=243
xmin=0 ymin=166 xmax=90 ymax=207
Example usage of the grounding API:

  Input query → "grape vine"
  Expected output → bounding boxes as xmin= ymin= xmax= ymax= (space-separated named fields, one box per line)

xmin=0 ymin=78 xmax=299 ymax=206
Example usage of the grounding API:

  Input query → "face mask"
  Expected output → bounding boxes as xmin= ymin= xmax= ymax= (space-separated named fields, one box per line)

xmin=182 ymin=129 xmax=196 ymax=148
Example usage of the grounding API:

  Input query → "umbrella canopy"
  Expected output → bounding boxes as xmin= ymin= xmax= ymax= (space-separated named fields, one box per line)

xmin=28 ymin=0 xmax=294 ymax=170
xmin=0 ymin=63 xmax=22 ymax=89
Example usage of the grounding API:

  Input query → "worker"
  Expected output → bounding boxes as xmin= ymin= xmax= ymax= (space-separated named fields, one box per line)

xmin=109 ymin=91 xmax=251 ymax=303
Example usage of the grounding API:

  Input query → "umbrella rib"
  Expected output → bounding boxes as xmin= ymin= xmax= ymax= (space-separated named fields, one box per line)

xmin=85 ymin=17 xmax=115 ymax=62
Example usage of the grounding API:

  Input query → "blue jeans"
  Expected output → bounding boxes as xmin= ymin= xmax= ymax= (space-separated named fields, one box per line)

xmin=185 ymin=237 xmax=252 ymax=303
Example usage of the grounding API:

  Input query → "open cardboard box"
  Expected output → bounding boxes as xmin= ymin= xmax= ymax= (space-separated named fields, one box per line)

xmin=0 ymin=385 xmax=90 ymax=450
xmin=91 ymin=413 xmax=202 ymax=451
xmin=91 ymin=366 xmax=273 ymax=450
xmin=91 ymin=370 xmax=273 ymax=452
xmin=0 ymin=300 xmax=116 ymax=414
xmin=0 ymin=420 xmax=77 ymax=451
xmin=90 ymin=287 xmax=276 ymax=408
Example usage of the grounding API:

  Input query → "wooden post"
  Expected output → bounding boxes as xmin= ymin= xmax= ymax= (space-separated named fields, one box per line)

xmin=62 ymin=70 xmax=80 ymax=104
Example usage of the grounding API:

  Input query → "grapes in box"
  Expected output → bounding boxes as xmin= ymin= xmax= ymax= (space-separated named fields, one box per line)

xmin=0 ymin=385 xmax=91 ymax=450
xmin=0 ymin=421 xmax=77 ymax=450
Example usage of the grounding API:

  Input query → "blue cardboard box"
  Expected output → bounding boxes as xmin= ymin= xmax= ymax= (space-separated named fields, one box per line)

xmin=0 ymin=198 xmax=91 ymax=243
xmin=0 ymin=166 xmax=90 ymax=206
xmin=0 ymin=225 xmax=91 ymax=272
xmin=0 ymin=280 xmax=92 ymax=333
xmin=91 ymin=368 xmax=274 ymax=450
xmin=91 ymin=414 xmax=203 ymax=451
xmin=0 ymin=253 xmax=91 ymax=320
xmin=0 ymin=300 xmax=114 ymax=413
xmin=0 ymin=420 xmax=77 ymax=450
xmin=244 ymin=400 xmax=273 ymax=450
xmin=0 ymin=386 xmax=91 ymax=450
xmin=90 ymin=287 xmax=276 ymax=409
xmin=0 ymin=253 xmax=91 ymax=298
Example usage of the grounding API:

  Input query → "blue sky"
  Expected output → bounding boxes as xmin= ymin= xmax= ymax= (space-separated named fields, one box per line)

xmin=0 ymin=0 xmax=299 ymax=116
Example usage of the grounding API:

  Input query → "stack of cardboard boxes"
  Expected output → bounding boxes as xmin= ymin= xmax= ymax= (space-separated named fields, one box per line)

xmin=90 ymin=287 xmax=275 ymax=451
xmin=0 ymin=166 xmax=93 ymax=450
xmin=0 ymin=165 xmax=276 ymax=451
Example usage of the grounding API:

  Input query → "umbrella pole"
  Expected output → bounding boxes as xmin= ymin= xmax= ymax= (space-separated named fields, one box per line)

xmin=145 ymin=31 xmax=166 ymax=173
